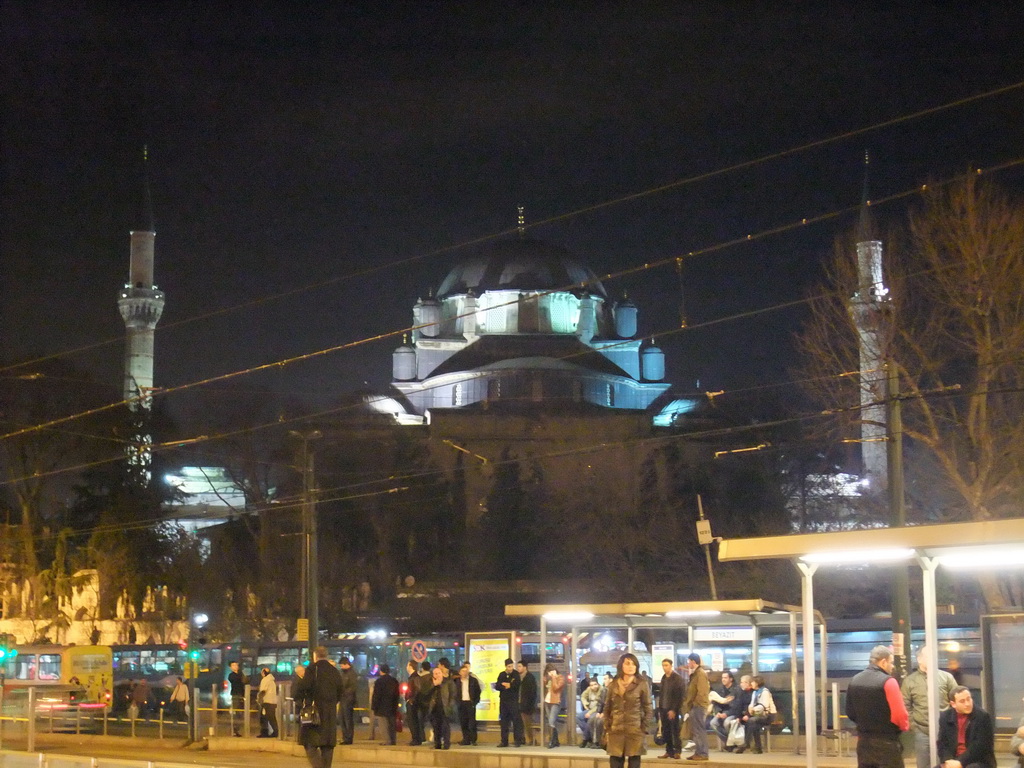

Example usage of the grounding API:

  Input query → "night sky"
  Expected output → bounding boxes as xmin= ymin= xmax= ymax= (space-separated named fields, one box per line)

xmin=4 ymin=2 xmax=1024 ymax=424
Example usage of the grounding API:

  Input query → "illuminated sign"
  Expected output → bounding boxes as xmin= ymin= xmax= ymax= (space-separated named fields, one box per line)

xmin=692 ymin=627 xmax=754 ymax=642
xmin=465 ymin=633 xmax=514 ymax=723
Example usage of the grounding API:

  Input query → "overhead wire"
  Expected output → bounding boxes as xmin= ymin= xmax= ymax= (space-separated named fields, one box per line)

xmin=5 ymin=157 xmax=1023 ymax=453
xmin=3 ymin=77 xmax=1022 ymax=377
xmin=35 ymin=375 xmax=1024 ymax=546
xmin=5 ymin=160 xmax=1024 ymax=491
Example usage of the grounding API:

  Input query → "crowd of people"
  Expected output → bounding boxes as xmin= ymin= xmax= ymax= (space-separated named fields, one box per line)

xmin=288 ymin=646 xmax=778 ymax=768
xmin=287 ymin=641 xmax=1024 ymax=768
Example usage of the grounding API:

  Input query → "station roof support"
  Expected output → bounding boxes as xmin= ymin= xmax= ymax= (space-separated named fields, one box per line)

xmin=505 ymin=599 xmax=826 ymax=750
xmin=718 ymin=516 xmax=1024 ymax=768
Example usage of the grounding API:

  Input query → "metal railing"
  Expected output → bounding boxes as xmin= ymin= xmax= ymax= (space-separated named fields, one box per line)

xmin=0 ymin=684 xmax=299 ymax=752
xmin=0 ymin=749 xmax=206 ymax=768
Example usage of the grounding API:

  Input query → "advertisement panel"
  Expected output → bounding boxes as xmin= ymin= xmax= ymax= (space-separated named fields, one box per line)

xmin=651 ymin=643 xmax=675 ymax=682
xmin=465 ymin=632 xmax=514 ymax=723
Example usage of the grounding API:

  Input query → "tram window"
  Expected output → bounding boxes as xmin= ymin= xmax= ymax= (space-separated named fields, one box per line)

xmin=12 ymin=654 xmax=36 ymax=680
xmin=38 ymin=654 xmax=61 ymax=681
xmin=140 ymin=649 xmax=179 ymax=675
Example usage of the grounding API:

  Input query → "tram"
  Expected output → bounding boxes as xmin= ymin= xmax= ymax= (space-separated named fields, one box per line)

xmin=109 ymin=633 xmax=463 ymax=709
xmin=0 ymin=644 xmax=113 ymax=706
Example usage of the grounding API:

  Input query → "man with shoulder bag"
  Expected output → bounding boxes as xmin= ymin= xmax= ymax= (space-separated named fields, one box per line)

xmin=294 ymin=647 xmax=345 ymax=768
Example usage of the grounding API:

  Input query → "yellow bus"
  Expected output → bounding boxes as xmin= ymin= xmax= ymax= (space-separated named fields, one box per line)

xmin=1 ymin=645 xmax=113 ymax=706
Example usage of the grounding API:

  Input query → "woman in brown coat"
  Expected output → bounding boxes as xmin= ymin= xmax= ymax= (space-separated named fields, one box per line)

xmin=603 ymin=652 xmax=653 ymax=768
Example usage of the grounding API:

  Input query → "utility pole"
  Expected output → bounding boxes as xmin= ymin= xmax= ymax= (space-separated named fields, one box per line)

xmin=887 ymin=362 xmax=910 ymax=680
xmin=291 ymin=430 xmax=322 ymax=660
xmin=696 ymin=495 xmax=718 ymax=600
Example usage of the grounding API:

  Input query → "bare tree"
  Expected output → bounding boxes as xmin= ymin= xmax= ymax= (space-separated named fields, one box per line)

xmin=797 ymin=175 xmax=1024 ymax=609
xmin=0 ymin=361 xmax=117 ymax=614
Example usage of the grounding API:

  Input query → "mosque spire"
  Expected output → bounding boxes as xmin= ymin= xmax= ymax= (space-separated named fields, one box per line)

xmin=857 ymin=149 xmax=877 ymax=244
xmin=850 ymin=149 xmax=888 ymax=487
xmin=141 ymin=144 xmax=155 ymax=232
xmin=118 ymin=146 xmax=166 ymax=476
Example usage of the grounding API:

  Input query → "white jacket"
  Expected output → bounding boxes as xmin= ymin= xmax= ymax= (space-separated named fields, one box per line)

xmin=748 ymin=686 xmax=776 ymax=716
xmin=258 ymin=673 xmax=278 ymax=705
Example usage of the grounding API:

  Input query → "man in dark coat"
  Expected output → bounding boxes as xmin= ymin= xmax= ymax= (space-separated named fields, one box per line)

xmin=337 ymin=656 xmax=358 ymax=745
xmin=294 ymin=647 xmax=345 ymax=768
xmin=456 ymin=662 xmax=482 ymax=745
xmin=370 ymin=664 xmax=400 ymax=745
xmin=936 ymin=686 xmax=996 ymax=768
xmin=517 ymin=660 xmax=539 ymax=746
xmin=495 ymin=657 xmax=524 ymax=747
xmin=658 ymin=657 xmax=685 ymax=759
xmin=404 ymin=661 xmax=425 ymax=746
xmin=227 ymin=663 xmax=246 ymax=736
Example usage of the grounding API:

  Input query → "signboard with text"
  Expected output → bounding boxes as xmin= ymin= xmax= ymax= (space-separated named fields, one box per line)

xmin=465 ymin=632 xmax=514 ymax=723
xmin=651 ymin=643 xmax=676 ymax=682
xmin=693 ymin=627 xmax=754 ymax=642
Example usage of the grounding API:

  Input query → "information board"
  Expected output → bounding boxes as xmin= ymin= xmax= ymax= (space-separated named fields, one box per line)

xmin=465 ymin=632 xmax=514 ymax=723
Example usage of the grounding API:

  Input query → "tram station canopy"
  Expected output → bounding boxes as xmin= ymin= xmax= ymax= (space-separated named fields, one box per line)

xmin=505 ymin=599 xmax=826 ymax=749
xmin=504 ymin=598 xmax=818 ymax=628
xmin=717 ymin=516 xmax=1024 ymax=768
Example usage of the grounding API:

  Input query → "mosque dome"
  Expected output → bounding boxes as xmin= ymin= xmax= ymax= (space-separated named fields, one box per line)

xmin=436 ymin=238 xmax=608 ymax=299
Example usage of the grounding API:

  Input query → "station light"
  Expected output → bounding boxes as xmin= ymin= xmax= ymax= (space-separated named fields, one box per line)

xmin=938 ymin=546 xmax=1024 ymax=569
xmin=542 ymin=611 xmax=595 ymax=623
xmin=799 ymin=547 xmax=915 ymax=564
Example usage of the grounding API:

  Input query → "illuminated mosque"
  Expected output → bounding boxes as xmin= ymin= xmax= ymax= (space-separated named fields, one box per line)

xmin=374 ymin=237 xmax=699 ymax=427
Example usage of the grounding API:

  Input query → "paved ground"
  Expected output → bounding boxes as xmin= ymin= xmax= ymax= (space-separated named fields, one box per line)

xmin=3 ymin=726 xmax=1022 ymax=768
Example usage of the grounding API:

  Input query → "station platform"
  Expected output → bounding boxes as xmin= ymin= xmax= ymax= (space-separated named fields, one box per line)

xmin=13 ymin=730 xmax=1023 ymax=768
xmin=208 ymin=735 xmax=855 ymax=768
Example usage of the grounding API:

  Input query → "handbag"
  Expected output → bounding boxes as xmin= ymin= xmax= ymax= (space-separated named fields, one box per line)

xmin=726 ymin=720 xmax=745 ymax=747
xmin=299 ymin=662 xmax=321 ymax=726
xmin=300 ymin=701 xmax=320 ymax=726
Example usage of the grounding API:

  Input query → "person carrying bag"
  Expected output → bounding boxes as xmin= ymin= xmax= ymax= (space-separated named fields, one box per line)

xmin=294 ymin=647 xmax=345 ymax=768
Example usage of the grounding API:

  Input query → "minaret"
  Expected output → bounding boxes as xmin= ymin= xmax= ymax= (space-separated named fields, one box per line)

xmin=849 ymin=151 xmax=889 ymax=487
xmin=117 ymin=147 xmax=165 ymax=468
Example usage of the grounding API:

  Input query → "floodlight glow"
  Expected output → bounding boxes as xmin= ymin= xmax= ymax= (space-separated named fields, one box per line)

xmin=193 ymin=613 xmax=209 ymax=627
xmin=799 ymin=548 xmax=915 ymax=564
xmin=939 ymin=547 xmax=1024 ymax=570
xmin=542 ymin=611 xmax=595 ymax=623
xmin=665 ymin=610 xmax=722 ymax=617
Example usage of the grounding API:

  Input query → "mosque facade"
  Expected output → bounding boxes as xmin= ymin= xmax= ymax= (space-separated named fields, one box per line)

xmin=379 ymin=238 xmax=696 ymax=426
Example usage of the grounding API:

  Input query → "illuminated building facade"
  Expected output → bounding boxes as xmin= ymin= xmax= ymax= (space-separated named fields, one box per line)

xmin=385 ymin=238 xmax=694 ymax=423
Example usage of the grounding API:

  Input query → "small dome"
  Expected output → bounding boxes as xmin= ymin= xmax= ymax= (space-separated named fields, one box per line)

xmin=436 ymin=239 xmax=607 ymax=299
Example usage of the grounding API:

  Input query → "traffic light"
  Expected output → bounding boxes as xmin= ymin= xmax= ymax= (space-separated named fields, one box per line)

xmin=0 ymin=633 xmax=14 ymax=663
